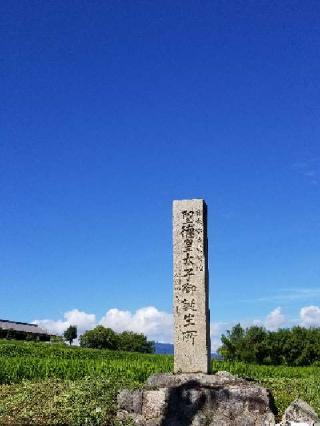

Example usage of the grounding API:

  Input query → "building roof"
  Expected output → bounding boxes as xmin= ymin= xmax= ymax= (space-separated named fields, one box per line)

xmin=0 ymin=319 xmax=50 ymax=335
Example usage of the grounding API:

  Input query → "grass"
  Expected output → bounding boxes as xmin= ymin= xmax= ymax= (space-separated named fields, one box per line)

xmin=0 ymin=339 xmax=319 ymax=424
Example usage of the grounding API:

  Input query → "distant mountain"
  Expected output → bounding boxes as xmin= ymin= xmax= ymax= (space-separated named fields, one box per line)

xmin=154 ymin=342 xmax=174 ymax=354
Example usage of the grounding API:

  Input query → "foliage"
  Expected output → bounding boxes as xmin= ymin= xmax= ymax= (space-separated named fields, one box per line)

xmin=0 ymin=340 xmax=320 ymax=424
xmin=118 ymin=331 xmax=154 ymax=353
xmin=79 ymin=326 xmax=118 ymax=350
xmin=0 ymin=376 xmax=128 ymax=425
xmin=79 ymin=325 xmax=154 ymax=353
xmin=50 ymin=335 xmax=65 ymax=344
xmin=0 ymin=328 xmax=50 ymax=342
xmin=0 ymin=339 xmax=155 ymax=361
xmin=219 ymin=324 xmax=320 ymax=366
xmin=0 ymin=340 xmax=172 ymax=385
xmin=64 ymin=326 xmax=77 ymax=346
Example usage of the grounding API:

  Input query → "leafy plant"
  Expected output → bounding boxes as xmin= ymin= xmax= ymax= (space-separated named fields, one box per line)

xmin=219 ymin=324 xmax=320 ymax=366
xmin=64 ymin=326 xmax=77 ymax=346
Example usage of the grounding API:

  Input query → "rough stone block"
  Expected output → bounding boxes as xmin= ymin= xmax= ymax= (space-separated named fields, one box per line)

xmin=142 ymin=389 xmax=168 ymax=420
xmin=281 ymin=399 xmax=320 ymax=425
xmin=117 ymin=371 xmax=277 ymax=425
xmin=173 ymin=199 xmax=210 ymax=374
xmin=117 ymin=389 xmax=143 ymax=414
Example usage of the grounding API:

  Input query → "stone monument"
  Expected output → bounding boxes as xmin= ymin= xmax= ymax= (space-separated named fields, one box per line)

xmin=117 ymin=199 xmax=297 ymax=425
xmin=173 ymin=199 xmax=210 ymax=373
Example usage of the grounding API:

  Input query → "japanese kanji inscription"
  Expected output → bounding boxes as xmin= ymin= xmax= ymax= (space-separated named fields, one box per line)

xmin=173 ymin=199 xmax=211 ymax=373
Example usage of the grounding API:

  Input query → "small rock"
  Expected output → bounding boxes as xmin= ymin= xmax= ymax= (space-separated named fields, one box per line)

xmin=117 ymin=389 xmax=143 ymax=414
xmin=142 ymin=389 xmax=168 ymax=420
xmin=281 ymin=399 xmax=319 ymax=425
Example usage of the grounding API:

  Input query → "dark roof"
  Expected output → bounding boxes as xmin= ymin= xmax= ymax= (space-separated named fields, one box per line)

xmin=0 ymin=319 xmax=50 ymax=335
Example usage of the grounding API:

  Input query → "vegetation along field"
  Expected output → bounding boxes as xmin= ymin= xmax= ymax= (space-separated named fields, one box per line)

xmin=0 ymin=339 xmax=320 ymax=425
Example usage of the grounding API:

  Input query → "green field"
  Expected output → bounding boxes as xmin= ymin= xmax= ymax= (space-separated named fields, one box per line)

xmin=0 ymin=340 xmax=319 ymax=425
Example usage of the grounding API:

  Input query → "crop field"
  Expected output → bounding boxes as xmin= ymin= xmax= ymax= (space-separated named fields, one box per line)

xmin=0 ymin=339 xmax=320 ymax=424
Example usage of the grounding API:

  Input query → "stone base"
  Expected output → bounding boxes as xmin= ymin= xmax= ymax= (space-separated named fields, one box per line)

xmin=117 ymin=371 xmax=277 ymax=425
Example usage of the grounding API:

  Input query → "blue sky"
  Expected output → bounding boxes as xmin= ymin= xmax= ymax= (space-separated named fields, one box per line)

xmin=1 ymin=1 xmax=319 ymax=346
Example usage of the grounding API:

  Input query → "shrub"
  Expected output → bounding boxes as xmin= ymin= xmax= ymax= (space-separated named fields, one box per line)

xmin=79 ymin=326 xmax=118 ymax=350
xmin=219 ymin=324 xmax=320 ymax=366
xmin=118 ymin=331 xmax=154 ymax=353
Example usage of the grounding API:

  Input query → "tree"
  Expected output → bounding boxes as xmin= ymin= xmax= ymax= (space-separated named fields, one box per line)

xmin=63 ymin=325 xmax=77 ymax=345
xmin=244 ymin=326 xmax=268 ymax=364
xmin=218 ymin=324 xmax=320 ymax=366
xmin=219 ymin=324 xmax=244 ymax=361
xmin=79 ymin=325 xmax=118 ymax=349
xmin=118 ymin=331 xmax=154 ymax=353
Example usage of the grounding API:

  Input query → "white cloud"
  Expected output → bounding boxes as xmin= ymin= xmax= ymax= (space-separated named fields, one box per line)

xmin=33 ymin=306 xmax=172 ymax=342
xmin=35 ymin=304 xmax=320 ymax=352
xmin=100 ymin=306 xmax=173 ymax=343
xmin=243 ymin=288 xmax=320 ymax=304
xmin=264 ymin=307 xmax=286 ymax=331
xmin=210 ymin=338 xmax=221 ymax=353
xmin=210 ymin=321 xmax=231 ymax=352
xmin=300 ymin=305 xmax=320 ymax=327
xmin=33 ymin=309 xmax=96 ymax=335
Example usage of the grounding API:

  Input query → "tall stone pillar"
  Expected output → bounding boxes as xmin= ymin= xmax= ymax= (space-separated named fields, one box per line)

xmin=173 ymin=199 xmax=211 ymax=373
